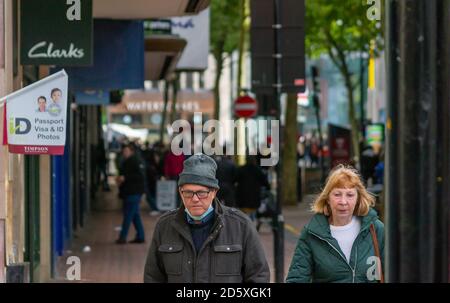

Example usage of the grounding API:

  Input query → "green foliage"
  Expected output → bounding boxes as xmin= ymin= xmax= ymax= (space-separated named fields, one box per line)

xmin=210 ymin=0 xmax=241 ymax=57
xmin=305 ymin=0 xmax=384 ymax=164
xmin=305 ymin=0 xmax=384 ymax=59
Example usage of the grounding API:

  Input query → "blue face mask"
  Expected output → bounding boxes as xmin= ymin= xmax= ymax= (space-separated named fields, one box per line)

xmin=185 ymin=204 xmax=214 ymax=222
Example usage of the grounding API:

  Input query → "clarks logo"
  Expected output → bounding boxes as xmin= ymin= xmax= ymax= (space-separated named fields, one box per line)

xmin=28 ymin=41 xmax=84 ymax=59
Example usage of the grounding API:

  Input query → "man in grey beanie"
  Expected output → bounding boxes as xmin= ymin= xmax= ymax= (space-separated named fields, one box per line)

xmin=144 ymin=153 xmax=270 ymax=283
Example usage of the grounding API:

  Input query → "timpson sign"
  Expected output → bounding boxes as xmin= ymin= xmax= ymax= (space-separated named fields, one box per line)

xmin=1 ymin=70 xmax=68 ymax=155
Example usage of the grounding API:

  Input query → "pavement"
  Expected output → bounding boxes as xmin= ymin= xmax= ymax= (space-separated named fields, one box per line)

xmin=258 ymin=196 xmax=315 ymax=282
xmin=53 ymin=185 xmax=315 ymax=283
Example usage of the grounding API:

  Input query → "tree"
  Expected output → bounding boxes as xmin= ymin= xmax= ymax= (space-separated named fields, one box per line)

xmin=210 ymin=0 xmax=241 ymax=120
xmin=237 ymin=0 xmax=250 ymax=96
xmin=282 ymin=94 xmax=299 ymax=205
xmin=305 ymin=0 xmax=383 ymax=164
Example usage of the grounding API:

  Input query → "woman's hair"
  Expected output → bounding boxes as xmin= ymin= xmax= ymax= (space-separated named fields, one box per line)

xmin=311 ymin=164 xmax=375 ymax=216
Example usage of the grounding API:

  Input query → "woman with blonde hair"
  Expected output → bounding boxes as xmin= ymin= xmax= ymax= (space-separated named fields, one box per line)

xmin=286 ymin=164 xmax=384 ymax=283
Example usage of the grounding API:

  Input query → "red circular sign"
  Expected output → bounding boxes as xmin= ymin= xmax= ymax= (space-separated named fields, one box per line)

xmin=234 ymin=95 xmax=258 ymax=118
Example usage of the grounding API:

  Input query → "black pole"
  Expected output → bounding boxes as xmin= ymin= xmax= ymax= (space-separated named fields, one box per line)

xmin=436 ymin=0 xmax=450 ymax=283
xmin=384 ymin=0 xmax=399 ymax=283
xmin=169 ymin=73 xmax=179 ymax=125
xmin=273 ymin=0 xmax=284 ymax=283
xmin=386 ymin=0 xmax=448 ymax=282
xmin=359 ymin=49 xmax=365 ymax=140
xmin=159 ymin=80 xmax=170 ymax=143
xmin=311 ymin=66 xmax=325 ymax=183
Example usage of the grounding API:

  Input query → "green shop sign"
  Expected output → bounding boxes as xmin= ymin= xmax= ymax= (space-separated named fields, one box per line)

xmin=20 ymin=0 xmax=92 ymax=66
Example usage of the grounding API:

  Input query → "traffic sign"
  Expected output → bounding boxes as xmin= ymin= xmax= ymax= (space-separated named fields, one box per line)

xmin=234 ymin=95 xmax=258 ymax=118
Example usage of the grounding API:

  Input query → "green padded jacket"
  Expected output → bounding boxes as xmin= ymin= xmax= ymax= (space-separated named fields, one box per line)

xmin=286 ymin=208 xmax=384 ymax=283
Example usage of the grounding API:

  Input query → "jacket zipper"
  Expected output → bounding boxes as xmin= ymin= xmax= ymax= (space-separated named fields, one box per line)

xmin=309 ymin=219 xmax=376 ymax=283
xmin=353 ymin=247 xmax=358 ymax=283
xmin=179 ymin=229 xmax=198 ymax=283
xmin=309 ymin=231 xmax=356 ymax=282
xmin=194 ymin=222 xmax=223 ymax=282
xmin=193 ymin=257 xmax=196 ymax=282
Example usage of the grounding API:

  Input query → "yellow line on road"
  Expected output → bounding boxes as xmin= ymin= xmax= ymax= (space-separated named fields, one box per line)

xmin=284 ymin=224 xmax=300 ymax=237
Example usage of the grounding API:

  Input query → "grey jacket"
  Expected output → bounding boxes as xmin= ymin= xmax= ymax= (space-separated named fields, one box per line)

xmin=144 ymin=199 xmax=270 ymax=283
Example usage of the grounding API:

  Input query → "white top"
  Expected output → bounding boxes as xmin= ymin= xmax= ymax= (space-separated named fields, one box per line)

xmin=330 ymin=216 xmax=361 ymax=263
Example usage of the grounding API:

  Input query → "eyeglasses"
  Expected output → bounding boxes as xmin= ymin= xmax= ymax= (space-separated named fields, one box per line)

xmin=180 ymin=190 xmax=211 ymax=199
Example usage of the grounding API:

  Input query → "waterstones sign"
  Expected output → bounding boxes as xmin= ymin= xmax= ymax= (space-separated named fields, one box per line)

xmin=1 ymin=70 xmax=68 ymax=155
xmin=20 ymin=0 xmax=92 ymax=66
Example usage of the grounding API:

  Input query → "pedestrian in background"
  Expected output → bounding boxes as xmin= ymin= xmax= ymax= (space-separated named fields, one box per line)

xmin=361 ymin=144 xmax=378 ymax=185
xmin=142 ymin=142 xmax=160 ymax=216
xmin=116 ymin=143 xmax=146 ymax=244
xmin=214 ymin=153 xmax=237 ymax=207
xmin=97 ymin=138 xmax=110 ymax=191
xmin=286 ymin=165 xmax=384 ymax=283
xmin=235 ymin=155 xmax=270 ymax=221
xmin=144 ymin=153 xmax=269 ymax=283
xmin=163 ymin=149 xmax=185 ymax=207
xmin=163 ymin=149 xmax=185 ymax=181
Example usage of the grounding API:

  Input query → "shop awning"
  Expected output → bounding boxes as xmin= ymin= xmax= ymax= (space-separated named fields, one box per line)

xmin=145 ymin=35 xmax=187 ymax=81
xmin=93 ymin=0 xmax=210 ymax=19
xmin=61 ymin=20 xmax=145 ymax=90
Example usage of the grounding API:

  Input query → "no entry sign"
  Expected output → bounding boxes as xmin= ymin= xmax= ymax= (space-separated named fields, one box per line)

xmin=234 ymin=95 xmax=258 ymax=118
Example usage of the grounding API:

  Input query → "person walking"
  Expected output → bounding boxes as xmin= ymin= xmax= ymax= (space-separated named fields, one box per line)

xmin=116 ymin=144 xmax=146 ymax=244
xmin=214 ymin=154 xmax=237 ymax=207
xmin=286 ymin=164 xmax=384 ymax=283
xmin=142 ymin=144 xmax=160 ymax=215
xmin=163 ymin=149 xmax=185 ymax=207
xmin=235 ymin=155 xmax=270 ymax=221
xmin=143 ymin=153 xmax=270 ymax=283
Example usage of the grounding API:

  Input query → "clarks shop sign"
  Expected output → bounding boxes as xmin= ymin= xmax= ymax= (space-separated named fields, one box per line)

xmin=20 ymin=0 xmax=92 ymax=66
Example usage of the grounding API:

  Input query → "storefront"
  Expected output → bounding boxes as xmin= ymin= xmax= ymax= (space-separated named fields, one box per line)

xmin=107 ymin=89 xmax=214 ymax=143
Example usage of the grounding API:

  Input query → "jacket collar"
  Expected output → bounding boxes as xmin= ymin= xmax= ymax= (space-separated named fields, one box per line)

xmin=175 ymin=198 xmax=224 ymax=221
xmin=306 ymin=208 xmax=379 ymax=239
xmin=173 ymin=199 xmax=225 ymax=231
xmin=360 ymin=208 xmax=379 ymax=230
xmin=171 ymin=199 xmax=225 ymax=251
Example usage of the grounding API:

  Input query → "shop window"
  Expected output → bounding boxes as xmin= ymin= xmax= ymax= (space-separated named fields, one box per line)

xmin=111 ymin=114 xmax=143 ymax=125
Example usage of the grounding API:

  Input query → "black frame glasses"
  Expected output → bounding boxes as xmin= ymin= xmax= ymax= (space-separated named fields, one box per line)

xmin=180 ymin=190 xmax=211 ymax=199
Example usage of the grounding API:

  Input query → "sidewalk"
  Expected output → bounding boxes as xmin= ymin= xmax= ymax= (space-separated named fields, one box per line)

xmin=54 ymin=209 xmax=156 ymax=282
xmin=258 ymin=195 xmax=315 ymax=282
xmin=54 ymin=184 xmax=155 ymax=282
xmin=54 ymin=187 xmax=315 ymax=283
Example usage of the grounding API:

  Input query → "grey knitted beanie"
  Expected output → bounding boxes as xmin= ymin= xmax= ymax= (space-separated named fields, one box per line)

xmin=178 ymin=153 xmax=220 ymax=189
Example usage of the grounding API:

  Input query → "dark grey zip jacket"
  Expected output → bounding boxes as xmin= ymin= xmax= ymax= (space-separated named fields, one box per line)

xmin=144 ymin=199 xmax=270 ymax=283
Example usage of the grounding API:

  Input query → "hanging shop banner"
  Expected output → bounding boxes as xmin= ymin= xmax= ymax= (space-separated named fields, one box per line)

xmin=171 ymin=8 xmax=209 ymax=71
xmin=61 ymin=20 xmax=144 ymax=90
xmin=20 ymin=0 xmax=93 ymax=66
xmin=0 ymin=70 xmax=68 ymax=155
xmin=74 ymin=90 xmax=110 ymax=105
